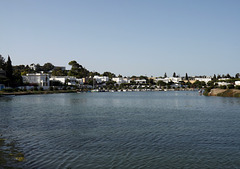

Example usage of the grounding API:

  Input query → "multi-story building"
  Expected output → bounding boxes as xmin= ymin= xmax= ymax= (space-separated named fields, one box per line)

xmin=22 ymin=73 xmax=50 ymax=87
xmin=50 ymin=76 xmax=84 ymax=86
xmin=93 ymin=76 xmax=109 ymax=83
xmin=112 ymin=77 xmax=131 ymax=84
xmin=195 ymin=77 xmax=212 ymax=84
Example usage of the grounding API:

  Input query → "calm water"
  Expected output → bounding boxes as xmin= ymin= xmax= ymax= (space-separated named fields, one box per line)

xmin=1 ymin=91 xmax=240 ymax=169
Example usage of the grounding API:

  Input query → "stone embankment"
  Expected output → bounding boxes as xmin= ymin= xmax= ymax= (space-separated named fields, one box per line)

xmin=208 ymin=89 xmax=240 ymax=97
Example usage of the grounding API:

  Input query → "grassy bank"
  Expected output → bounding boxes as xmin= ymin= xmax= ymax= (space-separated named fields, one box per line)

xmin=204 ymin=89 xmax=240 ymax=97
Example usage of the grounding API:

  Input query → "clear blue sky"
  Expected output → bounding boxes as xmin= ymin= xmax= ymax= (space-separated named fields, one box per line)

xmin=1 ymin=0 xmax=239 ymax=77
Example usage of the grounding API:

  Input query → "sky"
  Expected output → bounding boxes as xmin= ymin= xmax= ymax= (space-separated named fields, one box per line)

xmin=0 ymin=0 xmax=240 ymax=77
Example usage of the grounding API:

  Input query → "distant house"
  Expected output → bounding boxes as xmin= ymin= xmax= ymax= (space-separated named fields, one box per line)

xmin=217 ymin=82 xmax=231 ymax=86
xmin=29 ymin=64 xmax=37 ymax=71
xmin=112 ymin=77 xmax=131 ymax=84
xmin=50 ymin=76 xmax=84 ymax=86
xmin=93 ymin=76 xmax=109 ymax=83
xmin=135 ymin=79 xmax=147 ymax=84
xmin=22 ymin=73 xmax=50 ymax=87
xmin=235 ymin=81 xmax=240 ymax=86
xmin=195 ymin=77 xmax=212 ymax=83
xmin=155 ymin=77 xmax=182 ymax=84
xmin=218 ymin=78 xmax=230 ymax=81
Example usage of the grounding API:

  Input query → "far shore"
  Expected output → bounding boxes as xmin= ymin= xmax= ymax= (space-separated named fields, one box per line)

xmin=2 ymin=88 xmax=239 ymax=97
xmin=206 ymin=89 xmax=240 ymax=97
xmin=0 ymin=88 xmax=198 ymax=96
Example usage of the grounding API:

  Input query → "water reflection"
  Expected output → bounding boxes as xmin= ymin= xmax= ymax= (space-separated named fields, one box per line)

xmin=1 ymin=92 xmax=240 ymax=168
xmin=0 ymin=95 xmax=14 ymax=102
xmin=0 ymin=136 xmax=25 ymax=168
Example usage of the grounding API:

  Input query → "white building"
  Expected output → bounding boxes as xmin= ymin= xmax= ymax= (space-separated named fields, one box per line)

xmin=195 ymin=77 xmax=212 ymax=83
xmin=135 ymin=79 xmax=147 ymax=84
xmin=217 ymin=82 xmax=231 ymax=86
xmin=155 ymin=77 xmax=182 ymax=84
xmin=112 ymin=77 xmax=131 ymax=84
xmin=50 ymin=76 xmax=84 ymax=86
xmin=29 ymin=64 xmax=37 ymax=71
xmin=235 ymin=81 xmax=240 ymax=86
xmin=93 ymin=76 xmax=109 ymax=83
xmin=22 ymin=73 xmax=50 ymax=87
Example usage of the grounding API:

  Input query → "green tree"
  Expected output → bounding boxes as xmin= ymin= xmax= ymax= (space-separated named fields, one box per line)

xmin=102 ymin=71 xmax=116 ymax=78
xmin=0 ymin=55 xmax=5 ymax=69
xmin=213 ymin=74 xmax=217 ymax=81
xmin=226 ymin=73 xmax=231 ymax=78
xmin=185 ymin=73 xmax=188 ymax=80
xmin=164 ymin=73 xmax=167 ymax=78
xmin=235 ymin=73 xmax=239 ymax=79
xmin=35 ymin=64 xmax=42 ymax=72
xmin=5 ymin=56 xmax=13 ymax=82
xmin=51 ymin=68 xmax=67 ymax=76
xmin=68 ymin=60 xmax=89 ymax=78
xmin=42 ymin=62 xmax=54 ymax=72
xmin=157 ymin=80 xmax=167 ymax=86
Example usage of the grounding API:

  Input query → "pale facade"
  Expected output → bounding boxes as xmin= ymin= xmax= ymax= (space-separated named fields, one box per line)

xmin=93 ymin=76 xmax=109 ymax=83
xmin=22 ymin=73 xmax=50 ymax=87
xmin=50 ymin=76 xmax=84 ymax=86
xmin=195 ymin=77 xmax=212 ymax=83
xmin=235 ymin=81 xmax=240 ymax=86
xmin=112 ymin=77 xmax=131 ymax=84
xmin=217 ymin=82 xmax=231 ymax=86
xmin=155 ymin=77 xmax=182 ymax=84
xmin=135 ymin=79 xmax=147 ymax=84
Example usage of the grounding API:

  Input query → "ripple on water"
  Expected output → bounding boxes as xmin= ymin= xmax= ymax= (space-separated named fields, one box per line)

xmin=1 ymin=92 xmax=240 ymax=168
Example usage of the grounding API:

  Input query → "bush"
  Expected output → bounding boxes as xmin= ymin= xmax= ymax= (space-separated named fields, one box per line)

xmin=227 ymin=84 xmax=234 ymax=89
xmin=235 ymin=85 xmax=240 ymax=90
xmin=49 ymin=87 xmax=54 ymax=91
xmin=39 ymin=87 xmax=44 ymax=91
xmin=13 ymin=88 xmax=19 ymax=92
xmin=220 ymin=85 xmax=227 ymax=89
xmin=3 ymin=88 xmax=14 ymax=92
xmin=34 ymin=87 xmax=38 ymax=91
xmin=203 ymin=87 xmax=213 ymax=96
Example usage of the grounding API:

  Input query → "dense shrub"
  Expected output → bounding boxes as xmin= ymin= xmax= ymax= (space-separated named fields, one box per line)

xmin=220 ymin=85 xmax=227 ymax=89
xmin=203 ymin=87 xmax=213 ymax=96
xmin=227 ymin=84 xmax=234 ymax=89
xmin=235 ymin=85 xmax=240 ymax=90
xmin=2 ymin=88 xmax=14 ymax=92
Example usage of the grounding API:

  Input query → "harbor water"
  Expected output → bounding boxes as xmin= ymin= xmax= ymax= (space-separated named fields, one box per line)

xmin=1 ymin=91 xmax=240 ymax=168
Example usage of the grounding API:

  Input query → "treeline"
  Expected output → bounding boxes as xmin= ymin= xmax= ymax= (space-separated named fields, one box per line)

xmin=0 ymin=55 xmax=23 ymax=87
xmin=0 ymin=55 xmax=118 ymax=87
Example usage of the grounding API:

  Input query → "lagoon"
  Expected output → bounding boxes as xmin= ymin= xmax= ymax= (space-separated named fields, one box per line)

xmin=1 ymin=91 xmax=240 ymax=168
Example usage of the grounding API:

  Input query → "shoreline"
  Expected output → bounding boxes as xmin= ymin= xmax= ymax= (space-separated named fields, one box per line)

xmin=206 ymin=89 xmax=240 ymax=97
xmin=0 ymin=88 xmax=198 ymax=96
